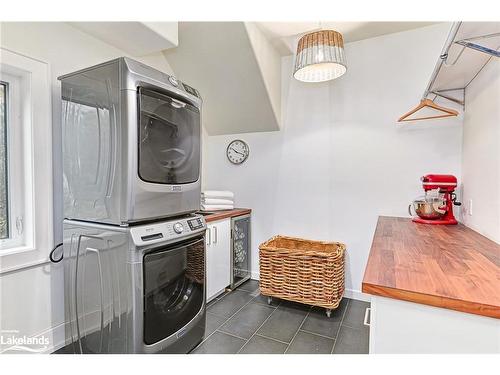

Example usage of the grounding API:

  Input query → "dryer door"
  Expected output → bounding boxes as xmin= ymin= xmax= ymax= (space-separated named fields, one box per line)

xmin=143 ymin=237 xmax=205 ymax=345
xmin=138 ymin=88 xmax=201 ymax=185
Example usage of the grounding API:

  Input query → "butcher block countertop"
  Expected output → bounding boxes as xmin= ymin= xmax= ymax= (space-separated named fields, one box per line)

xmin=199 ymin=208 xmax=251 ymax=223
xmin=362 ymin=216 xmax=500 ymax=319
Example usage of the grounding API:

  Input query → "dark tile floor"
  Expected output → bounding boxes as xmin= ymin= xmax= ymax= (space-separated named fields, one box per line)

xmin=192 ymin=279 xmax=370 ymax=354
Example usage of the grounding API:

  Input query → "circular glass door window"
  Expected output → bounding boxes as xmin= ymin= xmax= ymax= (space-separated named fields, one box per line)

xmin=138 ymin=88 xmax=200 ymax=185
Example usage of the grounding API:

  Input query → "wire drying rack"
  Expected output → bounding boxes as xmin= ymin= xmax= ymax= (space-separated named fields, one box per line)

xmin=399 ymin=22 xmax=500 ymax=122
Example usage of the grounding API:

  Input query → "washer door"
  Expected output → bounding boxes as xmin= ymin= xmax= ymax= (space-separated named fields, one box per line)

xmin=143 ymin=237 xmax=205 ymax=345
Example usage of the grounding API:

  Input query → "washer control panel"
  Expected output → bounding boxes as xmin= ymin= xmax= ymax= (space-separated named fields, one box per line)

xmin=130 ymin=215 xmax=206 ymax=246
xmin=173 ymin=222 xmax=184 ymax=234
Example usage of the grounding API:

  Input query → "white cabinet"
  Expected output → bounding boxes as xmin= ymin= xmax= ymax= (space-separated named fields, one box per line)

xmin=369 ymin=296 xmax=500 ymax=353
xmin=206 ymin=218 xmax=231 ymax=302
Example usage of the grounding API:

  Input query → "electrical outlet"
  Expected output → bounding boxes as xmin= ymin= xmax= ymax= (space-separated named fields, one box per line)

xmin=468 ymin=199 xmax=473 ymax=216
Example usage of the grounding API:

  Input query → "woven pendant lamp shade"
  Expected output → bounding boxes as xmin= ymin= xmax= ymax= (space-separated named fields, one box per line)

xmin=294 ymin=30 xmax=347 ymax=83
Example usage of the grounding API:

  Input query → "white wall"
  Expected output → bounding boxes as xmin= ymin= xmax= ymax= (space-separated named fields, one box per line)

xmin=202 ymin=24 xmax=464 ymax=298
xmin=0 ymin=22 xmax=174 ymax=353
xmin=245 ymin=22 xmax=282 ymax=127
xmin=461 ymin=58 xmax=500 ymax=243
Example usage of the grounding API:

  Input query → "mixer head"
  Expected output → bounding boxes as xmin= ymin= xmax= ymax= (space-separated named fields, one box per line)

xmin=421 ymin=174 xmax=457 ymax=192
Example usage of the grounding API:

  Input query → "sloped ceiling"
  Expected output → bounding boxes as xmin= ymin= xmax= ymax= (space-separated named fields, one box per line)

xmin=163 ymin=22 xmax=281 ymax=135
xmin=70 ymin=22 xmax=178 ymax=56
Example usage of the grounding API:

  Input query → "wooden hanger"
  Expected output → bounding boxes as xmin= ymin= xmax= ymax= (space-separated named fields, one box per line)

xmin=398 ymin=99 xmax=459 ymax=122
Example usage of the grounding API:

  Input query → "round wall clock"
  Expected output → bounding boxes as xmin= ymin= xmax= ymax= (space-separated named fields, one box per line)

xmin=226 ymin=139 xmax=249 ymax=164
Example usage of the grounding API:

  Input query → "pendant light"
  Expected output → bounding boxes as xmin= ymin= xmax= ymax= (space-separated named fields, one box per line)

xmin=294 ymin=29 xmax=347 ymax=83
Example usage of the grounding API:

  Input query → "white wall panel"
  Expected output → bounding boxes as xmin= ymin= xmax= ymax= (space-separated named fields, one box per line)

xmin=461 ymin=59 xmax=500 ymax=243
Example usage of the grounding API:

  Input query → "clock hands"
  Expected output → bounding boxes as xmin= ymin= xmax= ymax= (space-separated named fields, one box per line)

xmin=230 ymin=147 xmax=245 ymax=156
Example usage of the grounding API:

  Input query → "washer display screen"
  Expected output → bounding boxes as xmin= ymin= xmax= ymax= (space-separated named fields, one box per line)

xmin=188 ymin=218 xmax=203 ymax=230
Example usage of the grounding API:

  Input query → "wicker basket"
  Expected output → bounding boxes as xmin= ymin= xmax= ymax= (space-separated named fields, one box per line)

xmin=186 ymin=239 xmax=205 ymax=285
xmin=259 ymin=235 xmax=346 ymax=314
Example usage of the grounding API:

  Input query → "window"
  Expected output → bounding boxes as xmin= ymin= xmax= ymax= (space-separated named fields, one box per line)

xmin=0 ymin=71 xmax=27 ymax=251
xmin=0 ymin=48 xmax=52 ymax=272
xmin=0 ymin=82 xmax=8 ymax=239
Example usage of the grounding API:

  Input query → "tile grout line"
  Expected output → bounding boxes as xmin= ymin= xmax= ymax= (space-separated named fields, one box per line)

xmin=299 ymin=328 xmax=337 ymax=341
xmin=283 ymin=306 xmax=312 ymax=354
xmin=214 ymin=329 xmax=248 ymax=341
xmin=331 ymin=298 xmax=350 ymax=354
xmin=220 ymin=302 xmax=279 ymax=343
xmin=236 ymin=300 xmax=282 ymax=353
xmin=192 ymin=291 xmax=258 ymax=351
xmin=341 ymin=321 xmax=370 ymax=331
xmin=237 ymin=286 xmax=259 ymax=293
xmin=254 ymin=333 xmax=290 ymax=346
xmin=207 ymin=289 xmax=254 ymax=319
xmin=193 ymin=287 xmax=273 ymax=352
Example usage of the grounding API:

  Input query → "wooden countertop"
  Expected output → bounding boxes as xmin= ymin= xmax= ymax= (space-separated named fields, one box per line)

xmin=199 ymin=208 xmax=251 ymax=223
xmin=362 ymin=216 xmax=500 ymax=319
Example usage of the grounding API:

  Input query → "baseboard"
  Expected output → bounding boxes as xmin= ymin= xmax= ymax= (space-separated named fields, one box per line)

xmin=40 ymin=322 xmax=67 ymax=353
xmin=343 ymin=288 xmax=372 ymax=302
xmin=250 ymin=273 xmax=372 ymax=303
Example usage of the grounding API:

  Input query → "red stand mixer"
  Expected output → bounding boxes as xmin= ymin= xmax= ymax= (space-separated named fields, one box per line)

xmin=409 ymin=174 xmax=461 ymax=225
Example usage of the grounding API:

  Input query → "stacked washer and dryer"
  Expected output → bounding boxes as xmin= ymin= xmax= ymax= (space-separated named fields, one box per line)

xmin=59 ymin=57 xmax=206 ymax=353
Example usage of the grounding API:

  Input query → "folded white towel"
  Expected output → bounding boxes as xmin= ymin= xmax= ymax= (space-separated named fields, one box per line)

xmin=201 ymin=204 xmax=234 ymax=211
xmin=202 ymin=190 xmax=234 ymax=199
xmin=202 ymin=198 xmax=234 ymax=205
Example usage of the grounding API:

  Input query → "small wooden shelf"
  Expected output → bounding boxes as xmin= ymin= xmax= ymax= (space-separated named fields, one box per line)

xmin=198 ymin=208 xmax=251 ymax=223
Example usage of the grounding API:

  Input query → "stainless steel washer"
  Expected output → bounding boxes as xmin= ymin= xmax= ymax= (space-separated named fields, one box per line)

xmin=62 ymin=214 xmax=207 ymax=353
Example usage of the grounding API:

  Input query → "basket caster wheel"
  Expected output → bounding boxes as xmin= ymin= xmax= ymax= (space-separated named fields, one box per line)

xmin=326 ymin=309 xmax=332 ymax=318
xmin=267 ymin=296 xmax=273 ymax=305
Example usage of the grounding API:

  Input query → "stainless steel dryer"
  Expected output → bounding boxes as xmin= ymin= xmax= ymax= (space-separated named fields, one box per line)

xmin=62 ymin=215 xmax=207 ymax=353
xmin=59 ymin=57 xmax=202 ymax=224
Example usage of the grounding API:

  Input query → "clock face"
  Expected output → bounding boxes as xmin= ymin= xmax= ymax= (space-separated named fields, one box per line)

xmin=226 ymin=140 xmax=249 ymax=164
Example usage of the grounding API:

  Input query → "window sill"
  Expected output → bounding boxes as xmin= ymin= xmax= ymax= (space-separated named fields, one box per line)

xmin=0 ymin=243 xmax=35 ymax=257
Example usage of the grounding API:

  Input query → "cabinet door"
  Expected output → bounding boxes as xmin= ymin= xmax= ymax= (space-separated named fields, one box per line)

xmin=205 ymin=224 xmax=217 ymax=301
xmin=206 ymin=219 xmax=231 ymax=302
xmin=212 ymin=219 xmax=231 ymax=289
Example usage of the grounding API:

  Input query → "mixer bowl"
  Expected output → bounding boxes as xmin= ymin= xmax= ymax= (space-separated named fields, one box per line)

xmin=411 ymin=198 xmax=447 ymax=220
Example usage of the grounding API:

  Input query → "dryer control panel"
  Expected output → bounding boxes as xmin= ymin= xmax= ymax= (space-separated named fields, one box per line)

xmin=130 ymin=215 xmax=206 ymax=247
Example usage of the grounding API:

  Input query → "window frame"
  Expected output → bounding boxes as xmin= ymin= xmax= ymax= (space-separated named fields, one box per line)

xmin=0 ymin=48 xmax=53 ymax=272
xmin=1 ymin=73 xmax=27 ymax=249
xmin=0 ymin=80 xmax=9 ymax=240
